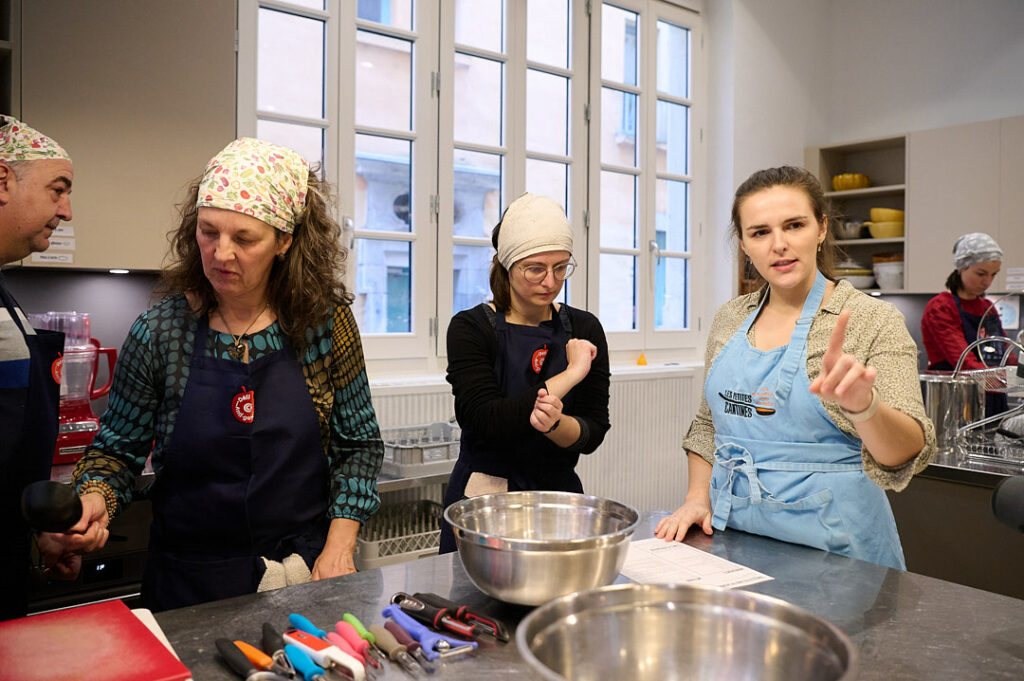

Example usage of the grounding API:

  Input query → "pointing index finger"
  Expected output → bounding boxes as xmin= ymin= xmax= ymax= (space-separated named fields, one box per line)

xmin=824 ymin=310 xmax=850 ymax=368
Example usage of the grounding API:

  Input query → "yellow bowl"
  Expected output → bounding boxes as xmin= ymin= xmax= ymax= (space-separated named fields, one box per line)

xmin=831 ymin=173 xmax=870 ymax=191
xmin=870 ymin=207 xmax=904 ymax=222
xmin=865 ymin=220 xmax=905 ymax=238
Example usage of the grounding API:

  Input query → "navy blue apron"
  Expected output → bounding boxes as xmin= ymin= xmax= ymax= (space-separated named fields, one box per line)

xmin=930 ymin=295 xmax=1008 ymax=417
xmin=142 ymin=316 xmax=328 ymax=611
xmin=440 ymin=306 xmax=579 ymax=553
xmin=0 ymin=279 xmax=63 ymax=619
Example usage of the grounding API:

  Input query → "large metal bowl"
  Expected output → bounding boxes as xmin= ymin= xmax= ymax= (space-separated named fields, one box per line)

xmin=444 ymin=491 xmax=639 ymax=605
xmin=517 ymin=583 xmax=857 ymax=681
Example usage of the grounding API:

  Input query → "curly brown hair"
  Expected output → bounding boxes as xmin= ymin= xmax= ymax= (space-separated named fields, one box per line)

xmin=157 ymin=168 xmax=352 ymax=351
xmin=731 ymin=166 xmax=838 ymax=287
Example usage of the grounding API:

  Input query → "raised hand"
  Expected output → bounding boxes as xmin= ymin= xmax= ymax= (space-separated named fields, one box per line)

xmin=808 ymin=310 xmax=876 ymax=413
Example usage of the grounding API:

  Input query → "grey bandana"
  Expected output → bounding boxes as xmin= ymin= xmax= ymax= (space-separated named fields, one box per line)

xmin=953 ymin=232 xmax=1002 ymax=270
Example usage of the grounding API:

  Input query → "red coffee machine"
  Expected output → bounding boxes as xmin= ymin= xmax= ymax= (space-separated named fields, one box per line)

xmin=30 ymin=312 xmax=117 ymax=464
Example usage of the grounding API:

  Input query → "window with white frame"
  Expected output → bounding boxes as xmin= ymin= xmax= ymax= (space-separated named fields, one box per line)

xmin=240 ymin=0 xmax=703 ymax=364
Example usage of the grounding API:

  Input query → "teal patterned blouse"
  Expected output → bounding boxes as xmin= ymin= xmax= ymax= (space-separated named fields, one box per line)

xmin=72 ymin=294 xmax=383 ymax=523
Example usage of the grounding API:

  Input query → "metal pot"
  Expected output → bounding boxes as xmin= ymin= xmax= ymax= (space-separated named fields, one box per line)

xmin=517 ymin=583 xmax=857 ymax=681
xmin=920 ymin=372 xmax=985 ymax=452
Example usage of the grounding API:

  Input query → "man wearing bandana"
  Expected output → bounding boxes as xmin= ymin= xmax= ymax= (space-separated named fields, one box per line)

xmin=0 ymin=116 xmax=74 ymax=618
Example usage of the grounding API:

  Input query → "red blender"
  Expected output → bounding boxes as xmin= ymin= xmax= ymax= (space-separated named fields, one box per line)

xmin=30 ymin=312 xmax=117 ymax=465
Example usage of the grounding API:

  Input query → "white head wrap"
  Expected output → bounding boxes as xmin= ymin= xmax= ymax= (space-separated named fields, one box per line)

xmin=953 ymin=232 xmax=1002 ymax=270
xmin=496 ymin=193 xmax=573 ymax=269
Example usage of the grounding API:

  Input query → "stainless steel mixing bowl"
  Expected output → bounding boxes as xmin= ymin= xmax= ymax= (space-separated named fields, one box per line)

xmin=444 ymin=491 xmax=639 ymax=606
xmin=517 ymin=583 xmax=857 ymax=681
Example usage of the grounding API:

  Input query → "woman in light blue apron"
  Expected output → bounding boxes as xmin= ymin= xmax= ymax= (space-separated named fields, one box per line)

xmin=656 ymin=167 xmax=935 ymax=570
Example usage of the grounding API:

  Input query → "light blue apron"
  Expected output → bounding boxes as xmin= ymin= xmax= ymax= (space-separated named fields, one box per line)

xmin=705 ymin=272 xmax=905 ymax=569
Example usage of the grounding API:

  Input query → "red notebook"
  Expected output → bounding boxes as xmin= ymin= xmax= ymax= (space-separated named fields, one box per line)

xmin=0 ymin=600 xmax=191 ymax=681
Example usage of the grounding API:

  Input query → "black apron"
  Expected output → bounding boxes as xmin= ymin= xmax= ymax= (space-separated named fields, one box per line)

xmin=931 ymin=295 xmax=1008 ymax=417
xmin=0 ymin=279 xmax=63 ymax=619
xmin=440 ymin=306 xmax=581 ymax=553
xmin=142 ymin=316 xmax=329 ymax=611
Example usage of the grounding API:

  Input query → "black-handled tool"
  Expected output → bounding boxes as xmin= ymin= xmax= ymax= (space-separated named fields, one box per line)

xmin=261 ymin=622 xmax=297 ymax=679
xmin=216 ymin=637 xmax=291 ymax=681
xmin=393 ymin=593 xmax=480 ymax=639
xmin=20 ymin=480 xmax=82 ymax=533
xmin=413 ymin=592 xmax=510 ymax=642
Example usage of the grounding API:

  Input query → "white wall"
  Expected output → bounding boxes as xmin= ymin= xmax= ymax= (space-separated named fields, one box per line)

xmin=706 ymin=0 xmax=830 ymax=310
xmin=705 ymin=0 xmax=1024 ymax=312
xmin=825 ymin=0 xmax=1024 ymax=142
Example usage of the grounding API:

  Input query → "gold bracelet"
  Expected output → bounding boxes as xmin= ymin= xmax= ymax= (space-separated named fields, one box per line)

xmin=78 ymin=480 xmax=119 ymax=520
xmin=841 ymin=386 xmax=880 ymax=423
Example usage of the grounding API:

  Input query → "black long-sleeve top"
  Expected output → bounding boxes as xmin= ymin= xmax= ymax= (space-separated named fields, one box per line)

xmin=446 ymin=303 xmax=610 ymax=481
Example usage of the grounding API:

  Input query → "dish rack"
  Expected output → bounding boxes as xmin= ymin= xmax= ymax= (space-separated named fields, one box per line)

xmin=354 ymin=499 xmax=442 ymax=570
xmin=958 ymin=365 xmax=1024 ymax=395
xmin=381 ymin=422 xmax=461 ymax=478
xmin=956 ymin=398 xmax=1024 ymax=470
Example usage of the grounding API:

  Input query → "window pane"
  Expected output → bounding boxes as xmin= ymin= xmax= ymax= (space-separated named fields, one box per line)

xmin=290 ymin=0 xmax=325 ymax=10
xmin=355 ymin=238 xmax=411 ymax=333
xmin=454 ymin=149 xmax=502 ymax=238
xmin=600 ymin=171 xmax=636 ymax=249
xmin=358 ymin=0 xmax=413 ymax=31
xmin=601 ymin=87 xmax=636 ymax=166
xmin=454 ymin=0 xmax=502 ymax=52
xmin=256 ymin=119 xmax=324 ymax=167
xmin=355 ymin=134 xmax=412 ymax=233
xmin=655 ymin=256 xmax=688 ymax=330
xmin=600 ymin=253 xmax=636 ymax=331
xmin=601 ymin=4 xmax=637 ymax=86
xmin=525 ymin=159 xmax=567 ymax=210
xmin=655 ymin=179 xmax=688 ymax=252
xmin=527 ymin=0 xmax=568 ymax=68
xmin=258 ymin=10 xmax=324 ymax=119
xmin=526 ymin=69 xmax=568 ymax=156
xmin=657 ymin=21 xmax=689 ymax=98
xmin=356 ymin=31 xmax=412 ymax=131
xmin=453 ymin=244 xmax=494 ymax=313
xmin=453 ymin=53 xmax=503 ymax=147
xmin=656 ymin=100 xmax=689 ymax=175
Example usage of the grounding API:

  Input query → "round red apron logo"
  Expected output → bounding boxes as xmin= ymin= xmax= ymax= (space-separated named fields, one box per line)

xmin=232 ymin=386 xmax=255 ymax=423
xmin=531 ymin=345 xmax=548 ymax=374
xmin=51 ymin=355 xmax=63 ymax=384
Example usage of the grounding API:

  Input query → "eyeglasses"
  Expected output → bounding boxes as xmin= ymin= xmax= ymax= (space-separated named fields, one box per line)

xmin=518 ymin=259 xmax=576 ymax=284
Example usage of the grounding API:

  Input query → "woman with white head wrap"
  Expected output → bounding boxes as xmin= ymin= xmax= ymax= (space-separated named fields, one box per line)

xmin=921 ymin=232 xmax=1010 ymax=414
xmin=440 ymin=193 xmax=611 ymax=554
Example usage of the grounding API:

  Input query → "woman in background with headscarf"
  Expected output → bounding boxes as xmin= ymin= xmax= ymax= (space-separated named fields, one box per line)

xmin=921 ymin=232 xmax=1009 ymax=415
xmin=40 ymin=138 xmax=383 ymax=610
xmin=439 ymin=193 xmax=610 ymax=553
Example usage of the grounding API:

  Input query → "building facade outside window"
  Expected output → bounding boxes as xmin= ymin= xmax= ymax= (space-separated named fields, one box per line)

xmin=240 ymin=0 xmax=705 ymax=366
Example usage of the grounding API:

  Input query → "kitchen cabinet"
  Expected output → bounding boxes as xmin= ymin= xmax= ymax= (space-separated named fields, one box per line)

xmin=0 ymin=0 xmax=18 ymax=116
xmin=905 ymin=119 xmax=1001 ymax=292
xmin=804 ymin=136 xmax=906 ymax=292
xmin=17 ymin=0 xmax=236 ymax=271
xmin=998 ymin=115 xmax=1024 ymax=292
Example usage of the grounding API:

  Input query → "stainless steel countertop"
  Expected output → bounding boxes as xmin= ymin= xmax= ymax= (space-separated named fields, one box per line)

xmin=155 ymin=512 xmax=1024 ymax=681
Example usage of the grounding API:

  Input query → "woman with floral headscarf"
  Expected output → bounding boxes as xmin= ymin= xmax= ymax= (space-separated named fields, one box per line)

xmin=41 ymin=139 xmax=383 ymax=611
xmin=921 ymin=232 xmax=1010 ymax=415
